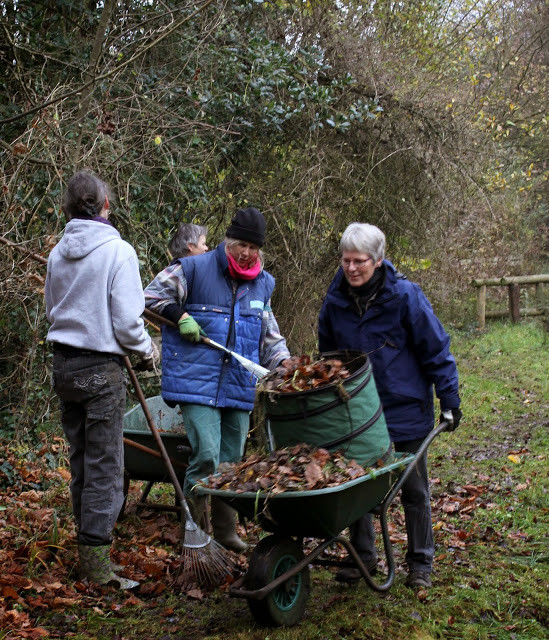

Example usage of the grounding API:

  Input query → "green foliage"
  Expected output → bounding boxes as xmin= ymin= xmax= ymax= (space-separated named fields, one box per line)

xmin=0 ymin=459 xmax=17 ymax=489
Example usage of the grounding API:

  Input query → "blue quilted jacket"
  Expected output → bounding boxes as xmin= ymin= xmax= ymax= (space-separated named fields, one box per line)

xmin=318 ymin=260 xmax=460 ymax=442
xmin=161 ymin=244 xmax=275 ymax=410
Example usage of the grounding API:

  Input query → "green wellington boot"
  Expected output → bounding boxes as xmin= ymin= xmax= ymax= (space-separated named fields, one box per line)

xmin=78 ymin=544 xmax=139 ymax=590
xmin=211 ymin=497 xmax=248 ymax=553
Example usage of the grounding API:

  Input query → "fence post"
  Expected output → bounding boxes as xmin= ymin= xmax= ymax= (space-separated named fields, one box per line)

xmin=473 ymin=275 xmax=549 ymax=329
xmin=477 ymin=284 xmax=486 ymax=330
xmin=535 ymin=282 xmax=545 ymax=308
xmin=508 ymin=283 xmax=520 ymax=322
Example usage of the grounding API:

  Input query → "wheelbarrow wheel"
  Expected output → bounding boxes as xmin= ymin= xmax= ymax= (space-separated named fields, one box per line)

xmin=246 ymin=534 xmax=310 ymax=627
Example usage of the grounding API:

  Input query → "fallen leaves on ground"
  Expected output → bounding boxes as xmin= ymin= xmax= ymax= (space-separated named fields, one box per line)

xmin=0 ymin=431 xmax=533 ymax=637
xmin=0 ymin=440 xmax=247 ymax=638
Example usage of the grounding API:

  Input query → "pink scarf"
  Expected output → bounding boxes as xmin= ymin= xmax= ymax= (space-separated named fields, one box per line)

xmin=226 ymin=251 xmax=261 ymax=281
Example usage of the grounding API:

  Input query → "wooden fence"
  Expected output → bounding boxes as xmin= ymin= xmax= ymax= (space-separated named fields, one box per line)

xmin=472 ymin=274 xmax=548 ymax=330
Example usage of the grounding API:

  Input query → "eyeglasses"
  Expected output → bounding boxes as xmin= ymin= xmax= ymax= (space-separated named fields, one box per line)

xmin=341 ymin=257 xmax=372 ymax=269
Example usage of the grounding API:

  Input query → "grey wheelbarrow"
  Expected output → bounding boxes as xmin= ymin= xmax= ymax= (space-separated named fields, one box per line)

xmin=122 ymin=395 xmax=191 ymax=514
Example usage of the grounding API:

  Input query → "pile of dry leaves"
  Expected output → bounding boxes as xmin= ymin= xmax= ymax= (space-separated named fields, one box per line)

xmin=259 ymin=355 xmax=350 ymax=393
xmin=203 ymin=444 xmax=368 ymax=494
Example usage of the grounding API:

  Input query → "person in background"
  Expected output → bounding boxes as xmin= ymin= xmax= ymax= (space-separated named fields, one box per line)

xmin=45 ymin=170 xmax=159 ymax=590
xmin=144 ymin=207 xmax=290 ymax=552
xmin=168 ymin=222 xmax=208 ymax=260
xmin=318 ymin=222 xmax=461 ymax=589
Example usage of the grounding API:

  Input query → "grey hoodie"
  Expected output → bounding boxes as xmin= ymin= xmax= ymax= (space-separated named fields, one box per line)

xmin=45 ymin=219 xmax=152 ymax=357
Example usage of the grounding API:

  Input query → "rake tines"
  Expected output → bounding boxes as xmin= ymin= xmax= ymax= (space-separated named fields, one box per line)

xmin=176 ymin=518 xmax=239 ymax=590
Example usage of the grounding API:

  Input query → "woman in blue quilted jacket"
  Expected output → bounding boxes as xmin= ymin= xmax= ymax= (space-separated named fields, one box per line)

xmin=318 ymin=222 xmax=461 ymax=589
xmin=144 ymin=207 xmax=290 ymax=552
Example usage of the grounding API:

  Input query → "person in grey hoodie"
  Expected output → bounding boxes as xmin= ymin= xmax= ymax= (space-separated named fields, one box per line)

xmin=45 ymin=170 xmax=159 ymax=590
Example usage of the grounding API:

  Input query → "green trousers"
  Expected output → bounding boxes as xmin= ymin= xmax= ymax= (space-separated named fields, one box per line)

xmin=179 ymin=404 xmax=249 ymax=495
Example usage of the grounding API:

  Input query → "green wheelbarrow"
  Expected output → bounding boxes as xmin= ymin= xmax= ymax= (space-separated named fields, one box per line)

xmin=196 ymin=421 xmax=450 ymax=627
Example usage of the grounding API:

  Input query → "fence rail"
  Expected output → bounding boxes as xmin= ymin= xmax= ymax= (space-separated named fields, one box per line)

xmin=471 ymin=275 xmax=548 ymax=329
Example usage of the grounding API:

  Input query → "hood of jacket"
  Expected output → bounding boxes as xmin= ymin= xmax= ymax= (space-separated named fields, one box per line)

xmin=56 ymin=219 xmax=121 ymax=260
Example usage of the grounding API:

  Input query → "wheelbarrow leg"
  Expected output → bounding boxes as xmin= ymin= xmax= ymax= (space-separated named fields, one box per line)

xmin=139 ymin=480 xmax=154 ymax=505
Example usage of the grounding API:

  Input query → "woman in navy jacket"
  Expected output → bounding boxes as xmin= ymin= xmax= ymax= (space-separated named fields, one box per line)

xmin=318 ymin=222 xmax=461 ymax=589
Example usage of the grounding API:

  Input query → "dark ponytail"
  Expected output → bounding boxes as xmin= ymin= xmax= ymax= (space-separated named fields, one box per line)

xmin=62 ymin=171 xmax=112 ymax=221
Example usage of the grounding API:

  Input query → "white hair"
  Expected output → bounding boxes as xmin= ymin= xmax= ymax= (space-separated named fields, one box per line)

xmin=339 ymin=223 xmax=385 ymax=262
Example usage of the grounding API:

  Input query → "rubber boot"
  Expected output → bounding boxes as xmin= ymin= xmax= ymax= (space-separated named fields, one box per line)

xmin=186 ymin=495 xmax=209 ymax=531
xmin=78 ymin=544 xmax=139 ymax=590
xmin=75 ymin=524 xmax=123 ymax=571
xmin=211 ymin=497 xmax=248 ymax=553
xmin=110 ymin=559 xmax=124 ymax=572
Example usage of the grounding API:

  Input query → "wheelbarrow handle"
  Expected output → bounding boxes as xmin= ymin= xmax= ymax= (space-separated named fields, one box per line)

xmin=364 ymin=419 xmax=451 ymax=592
xmin=384 ymin=419 xmax=451 ymax=505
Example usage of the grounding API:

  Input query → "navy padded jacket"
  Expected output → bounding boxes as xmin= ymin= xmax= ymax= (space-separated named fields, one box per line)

xmin=161 ymin=244 xmax=275 ymax=410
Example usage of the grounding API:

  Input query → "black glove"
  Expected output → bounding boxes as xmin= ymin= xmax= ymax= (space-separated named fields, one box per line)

xmin=137 ymin=341 xmax=160 ymax=371
xmin=440 ymin=407 xmax=462 ymax=431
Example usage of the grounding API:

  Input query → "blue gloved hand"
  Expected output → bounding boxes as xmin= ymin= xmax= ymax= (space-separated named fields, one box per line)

xmin=178 ymin=314 xmax=206 ymax=343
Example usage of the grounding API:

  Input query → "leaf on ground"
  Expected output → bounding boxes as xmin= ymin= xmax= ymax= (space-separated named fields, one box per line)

xmin=461 ymin=484 xmax=485 ymax=497
xmin=441 ymin=499 xmax=461 ymax=513
xmin=1 ymin=585 xmax=19 ymax=599
xmin=56 ymin=467 xmax=71 ymax=482
xmin=142 ymin=560 xmax=166 ymax=578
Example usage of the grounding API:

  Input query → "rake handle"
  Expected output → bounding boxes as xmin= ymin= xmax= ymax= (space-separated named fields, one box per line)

xmin=143 ymin=307 xmax=176 ymax=329
xmin=144 ymin=308 xmax=246 ymax=361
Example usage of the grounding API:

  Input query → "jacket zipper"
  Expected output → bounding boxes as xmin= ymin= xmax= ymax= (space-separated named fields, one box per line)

xmin=226 ymin=280 xmax=238 ymax=349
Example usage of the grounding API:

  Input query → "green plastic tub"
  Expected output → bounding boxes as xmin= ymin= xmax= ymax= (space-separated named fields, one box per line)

xmin=262 ymin=350 xmax=392 ymax=467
